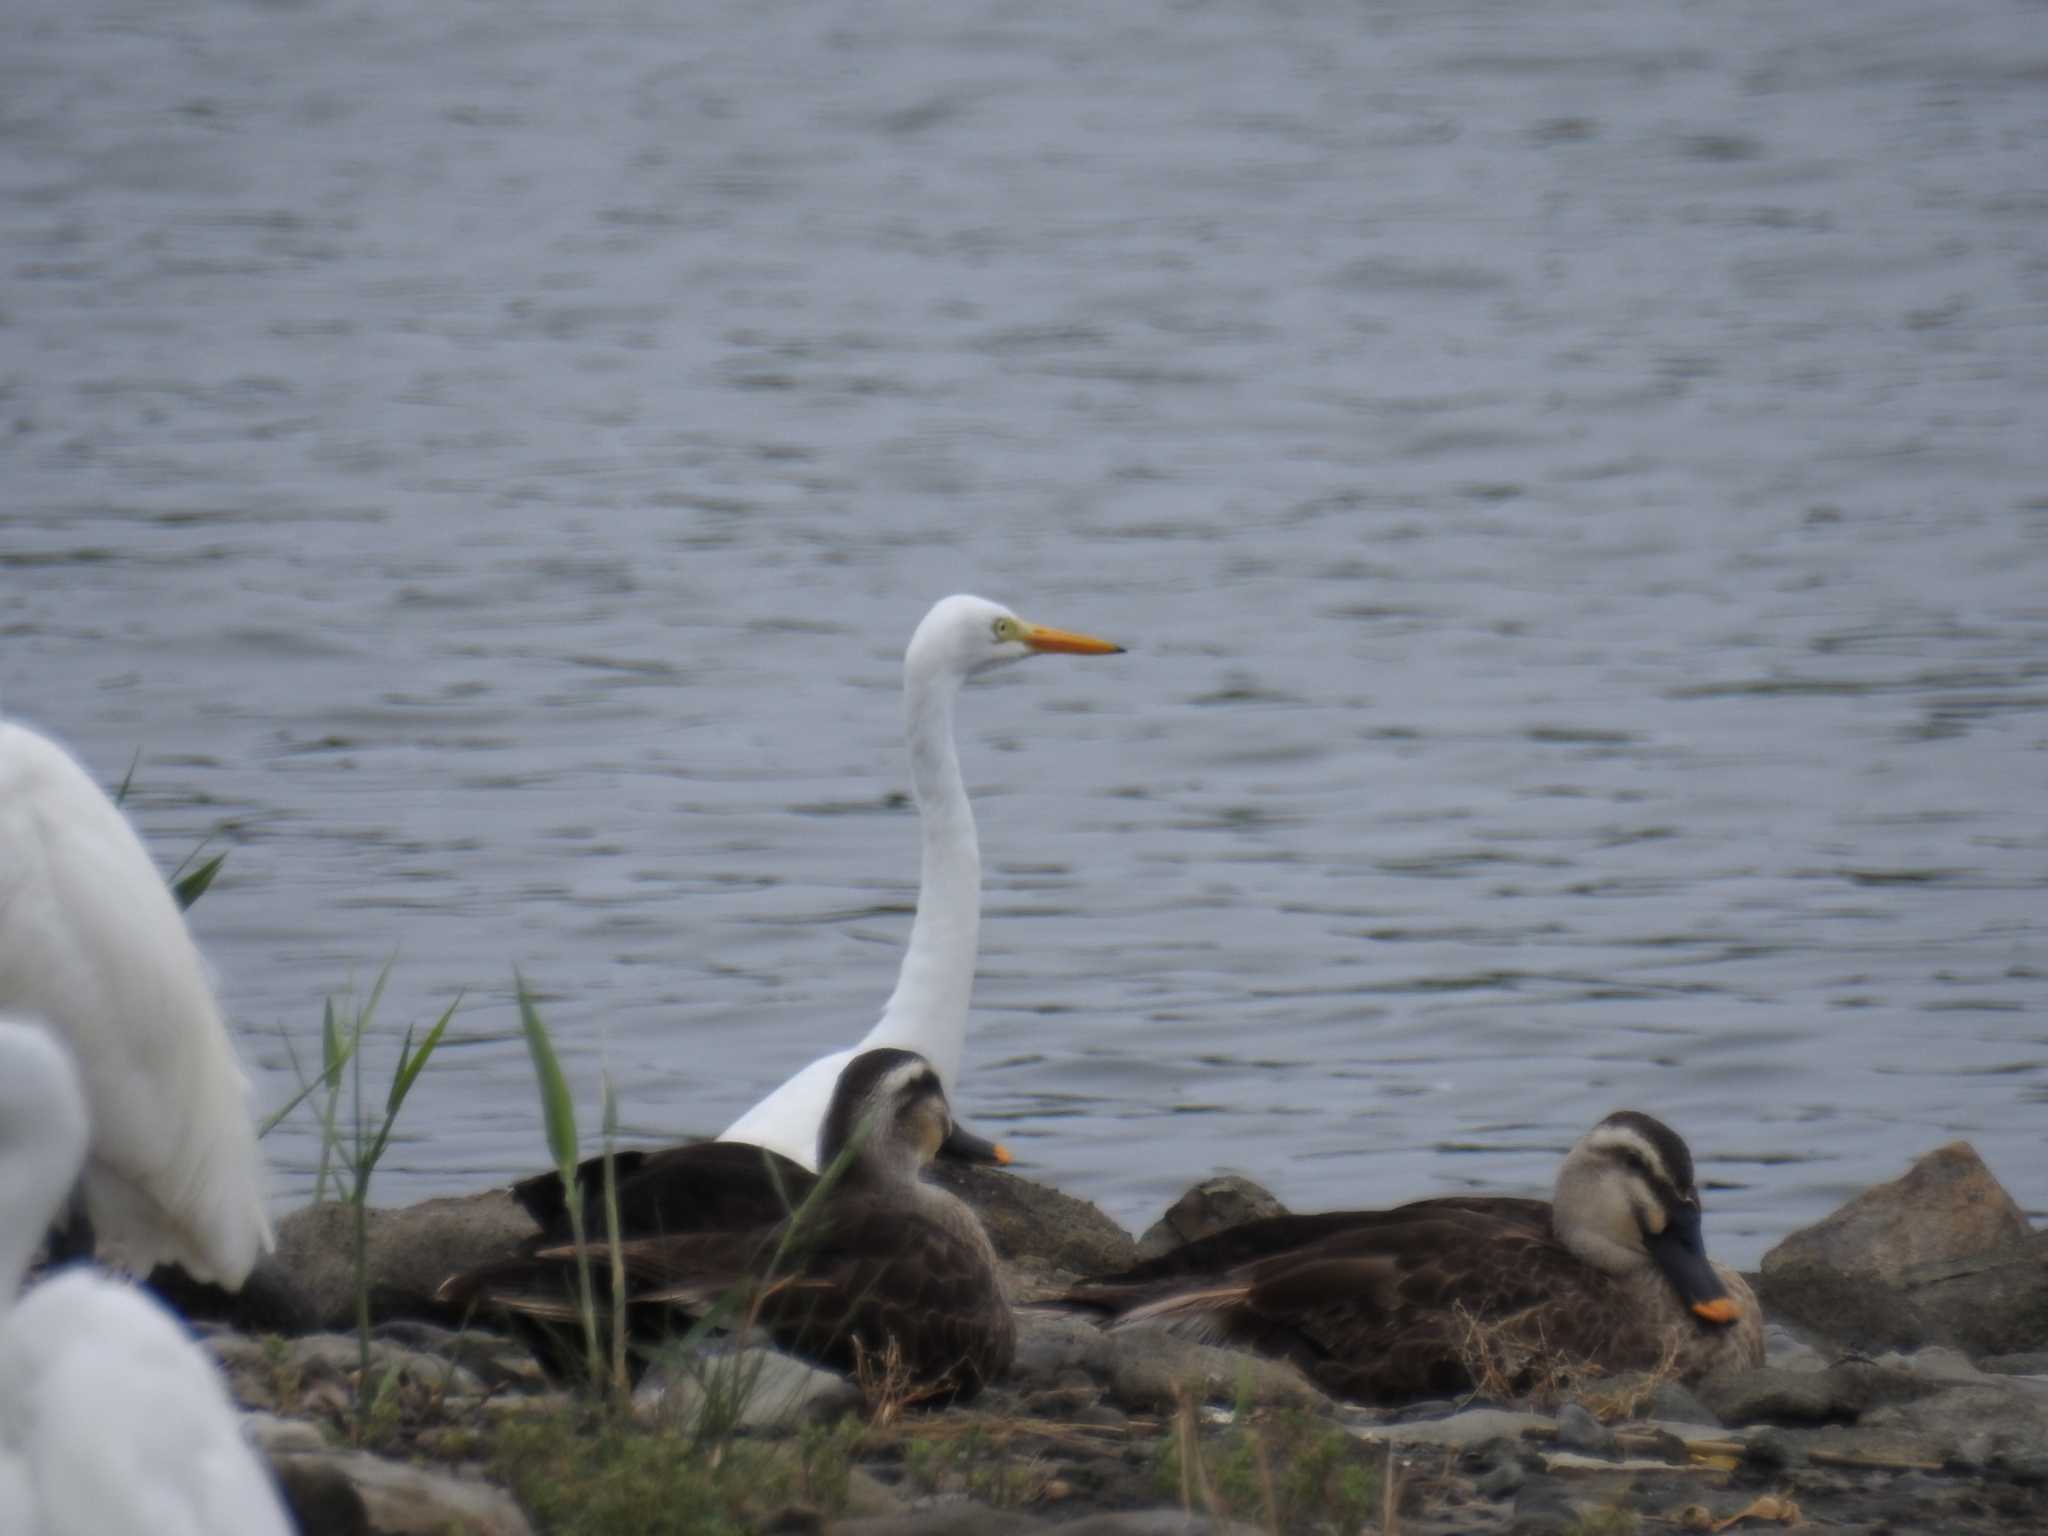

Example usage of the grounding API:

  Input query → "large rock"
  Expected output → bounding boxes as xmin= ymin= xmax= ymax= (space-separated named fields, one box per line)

xmin=928 ymin=1165 xmax=1136 ymax=1284
xmin=1694 ymin=1362 xmax=1945 ymax=1428
xmin=1134 ymin=1177 xmax=1288 ymax=1262
xmin=1861 ymin=1382 xmax=2048 ymax=1467
xmin=1759 ymin=1143 xmax=2046 ymax=1355
xmin=272 ymin=1191 xmax=541 ymax=1331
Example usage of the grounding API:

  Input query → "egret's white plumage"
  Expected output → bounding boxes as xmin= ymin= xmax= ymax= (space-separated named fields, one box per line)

xmin=0 ymin=721 xmax=271 ymax=1286
xmin=718 ymin=595 xmax=1122 ymax=1169
xmin=0 ymin=1017 xmax=294 ymax=1536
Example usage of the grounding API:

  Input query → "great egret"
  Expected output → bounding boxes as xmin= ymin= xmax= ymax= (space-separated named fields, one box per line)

xmin=717 ymin=595 xmax=1123 ymax=1169
xmin=0 ymin=721 xmax=272 ymax=1287
xmin=0 ymin=1016 xmax=293 ymax=1534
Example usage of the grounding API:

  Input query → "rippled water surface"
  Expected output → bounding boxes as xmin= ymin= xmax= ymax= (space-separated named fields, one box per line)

xmin=5 ymin=0 xmax=2045 ymax=1265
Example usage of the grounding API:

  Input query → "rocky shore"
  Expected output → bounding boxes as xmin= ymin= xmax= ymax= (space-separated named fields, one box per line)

xmin=173 ymin=1144 xmax=2046 ymax=1535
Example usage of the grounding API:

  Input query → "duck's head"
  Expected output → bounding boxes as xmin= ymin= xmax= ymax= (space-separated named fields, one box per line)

xmin=1552 ymin=1110 xmax=1744 ymax=1328
xmin=818 ymin=1047 xmax=971 ymax=1183
xmin=906 ymin=594 xmax=1123 ymax=688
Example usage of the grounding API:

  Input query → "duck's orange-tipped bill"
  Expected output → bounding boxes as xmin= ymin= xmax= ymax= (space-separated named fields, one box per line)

xmin=938 ymin=1120 xmax=1013 ymax=1168
xmin=1692 ymin=1297 xmax=1741 ymax=1326
xmin=1019 ymin=622 xmax=1124 ymax=656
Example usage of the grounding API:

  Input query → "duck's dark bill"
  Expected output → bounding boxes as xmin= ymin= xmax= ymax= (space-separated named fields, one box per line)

xmin=1645 ymin=1205 xmax=1740 ymax=1326
xmin=940 ymin=1121 xmax=1012 ymax=1166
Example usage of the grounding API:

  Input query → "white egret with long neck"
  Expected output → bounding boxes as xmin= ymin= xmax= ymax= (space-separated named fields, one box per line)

xmin=0 ymin=1016 xmax=292 ymax=1534
xmin=718 ymin=594 xmax=1123 ymax=1168
xmin=0 ymin=720 xmax=272 ymax=1287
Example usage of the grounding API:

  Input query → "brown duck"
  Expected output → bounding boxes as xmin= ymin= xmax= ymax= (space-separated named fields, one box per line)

xmin=1059 ymin=1110 xmax=1763 ymax=1405
xmin=442 ymin=1048 xmax=1014 ymax=1401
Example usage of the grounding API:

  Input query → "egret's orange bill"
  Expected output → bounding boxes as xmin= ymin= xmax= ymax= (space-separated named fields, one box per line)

xmin=1020 ymin=623 xmax=1124 ymax=656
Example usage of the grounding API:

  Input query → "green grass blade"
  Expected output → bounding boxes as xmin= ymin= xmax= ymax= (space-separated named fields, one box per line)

xmin=171 ymin=850 xmax=227 ymax=910
xmin=388 ymin=993 xmax=458 ymax=1114
xmin=515 ymin=972 xmax=580 ymax=1174
xmin=112 ymin=750 xmax=141 ymax=807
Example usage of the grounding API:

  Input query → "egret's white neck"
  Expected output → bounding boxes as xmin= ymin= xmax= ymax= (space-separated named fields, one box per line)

xmin=0 ymin=1023 xmax=88 ymax=1307
xmin=866 ymin=668 xmax=980 ymax=1091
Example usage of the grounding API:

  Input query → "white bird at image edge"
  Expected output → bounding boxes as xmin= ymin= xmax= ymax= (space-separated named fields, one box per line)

xmin=0 ymin=1017 xmax=292 ymax=1535
xmin=0 ymin=721 xmax=272 ymax=1287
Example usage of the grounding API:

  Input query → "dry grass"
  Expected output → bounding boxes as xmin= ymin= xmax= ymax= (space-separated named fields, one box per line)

xmin=1448 ymin=1304 xmax=1687 ymax=1418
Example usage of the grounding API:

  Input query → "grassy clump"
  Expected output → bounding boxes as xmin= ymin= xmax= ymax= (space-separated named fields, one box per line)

xmin=1153 ymin=1403 xmax=1380 ymax=1535
xmin=491 ymin=1408 xmax=861 ymax=1536
xmin=897 ymin=1422 xmax=1053 ymax=1508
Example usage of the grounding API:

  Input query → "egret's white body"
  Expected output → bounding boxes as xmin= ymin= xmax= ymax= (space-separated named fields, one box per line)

xmin=0 ymin=721 xmax=271 ymax=1286
xmin=0 ymin=1017 xmax=294 ymax=1536
xmin=718 ymin=595 xmax=1121 ymax=1169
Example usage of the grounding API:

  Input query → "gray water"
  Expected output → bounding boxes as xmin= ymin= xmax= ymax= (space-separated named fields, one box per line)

xmin=4 ymin=0 xmax=2044 ymax=1268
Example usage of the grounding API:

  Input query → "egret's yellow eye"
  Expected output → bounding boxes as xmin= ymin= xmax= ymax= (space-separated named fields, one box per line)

xmin=992 ymin=616 xmax=1019 ymax=642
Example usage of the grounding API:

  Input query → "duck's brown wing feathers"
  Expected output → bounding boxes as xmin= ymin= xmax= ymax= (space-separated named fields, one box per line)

xmin=510 ymin=1142 xmax=817 ymax=1240
xmin=1074 ymin=1204 xmax=1660 ymax=1404
xmin=444 ymin=1202 xmax=1013 ymax=1400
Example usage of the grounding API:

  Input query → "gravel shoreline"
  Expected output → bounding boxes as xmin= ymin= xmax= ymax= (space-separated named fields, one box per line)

xmin=159 ymin=1141 xmax=2046 ymax=1535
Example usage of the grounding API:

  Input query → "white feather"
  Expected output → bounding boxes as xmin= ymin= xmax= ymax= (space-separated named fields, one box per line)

xmin=719 ymin=595 xmax=1117 ymax=1171
xmin=0 ymin=1018 xmax=292 ymax=1536
xmin=0 ymin=722 xmax=272 ymax=1286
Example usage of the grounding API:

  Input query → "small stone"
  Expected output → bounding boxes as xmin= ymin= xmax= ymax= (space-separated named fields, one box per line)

xmin=1555 ymin=1403 xmax=1620 ymax=1458
xmin=1648 ymin=1382 xmax=1722 ymax=1427
xmin=1743 ymin=1427 xmax=1803 ymax=1470
xmin=243 ymin=1410 xmax=329 ymax=1456
xmin=1477 ymin=1459 xmax=1526 ymax=1499
xmin=634 ymin=1346 xmax=864 ymax=1431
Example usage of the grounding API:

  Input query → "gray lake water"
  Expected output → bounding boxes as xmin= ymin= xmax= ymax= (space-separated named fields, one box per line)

xmin=4 ymin=0 xmax=2044 ymax=1267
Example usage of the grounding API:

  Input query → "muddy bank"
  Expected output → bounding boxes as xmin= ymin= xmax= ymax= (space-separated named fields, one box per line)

xmin=177 ymin=1141 xmax=2045 ymax=1534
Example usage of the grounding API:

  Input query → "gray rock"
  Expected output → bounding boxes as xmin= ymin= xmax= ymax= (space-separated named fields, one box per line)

xmin=1764 ymin=1143 xmax=2030 ymax=1286
xmin=273 ymin=1191 xmax=541 ymax=1331
xmin=1009 ymin=1310 xmax=1333 ymax=1415
xmin=1554 ymin=1402 xmax=1619 ymax=1457
xmin=1476 ymin=1458 xmax=1527 ymax=1498
xmin=1646 ymin=1381 xmax=1721 ymax=1427
xmin=1134 ymin=1177 xmax=1288 ymax=1262
xmin=1696 ymin=1362 xmax=1944 ymax=1427
xmin=928 ymin=1165 xmax=1137 ymax=1283
xmin=1861 ymin=1382 xmax=2048 ymax=1466
xmin=271 ymin=1449 xmax=532 ymax=1536
xmin=634 ymin=1345 xmax=865 ymax=1430
xmin=243 ymin=1411 xmax=329 ymax=1456
xmin=1759 ymin=1144 xmax=2047 ymax=1355
xmin=1871 ymin=1345 xmax=1984 ymax=1382
xmin=1742 ymin=1427 xmax=1804 ymax=1469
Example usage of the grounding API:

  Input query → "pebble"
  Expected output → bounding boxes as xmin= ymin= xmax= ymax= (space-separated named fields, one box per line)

xmin=1555 ymin=1402 xmax=1620 ymax=1458
xmin=1477 ymin=1458 xmax=1527 ymax=1499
